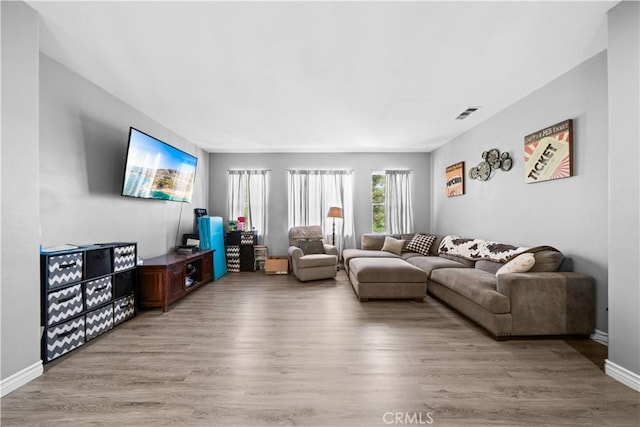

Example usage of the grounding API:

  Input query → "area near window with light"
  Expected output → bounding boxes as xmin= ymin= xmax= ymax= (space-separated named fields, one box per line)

xmin=372 ymin=172 xmax=385 ymax=232
xmin=227 ymin=170 xmax=269 ymax=243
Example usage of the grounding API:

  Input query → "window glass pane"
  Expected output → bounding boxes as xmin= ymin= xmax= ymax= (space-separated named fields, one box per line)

xmin=372 ymin=174 xmax=385 ymax=203
xmin=372 ymin=173 xmax=385 ymax=232
xmin=372 ymin=204 xmax=385 ymax=232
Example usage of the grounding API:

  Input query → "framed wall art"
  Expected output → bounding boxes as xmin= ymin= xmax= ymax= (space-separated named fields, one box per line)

xmin=446 ymin=161 xmax=465 ymax=197
xmin=524 ymin=119 xmax=573 ymax=184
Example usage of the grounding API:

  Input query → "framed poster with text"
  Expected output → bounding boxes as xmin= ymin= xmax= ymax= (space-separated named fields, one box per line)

xmin=446 ymin=162 xmax=465 ymax=197
xmin=524 ymin=119 xmax=573 ymax=184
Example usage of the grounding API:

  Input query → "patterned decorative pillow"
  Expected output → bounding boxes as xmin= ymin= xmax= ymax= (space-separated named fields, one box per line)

xmin=297 ymin=239 xmax=325 ymax=255
xmin=406 ymin=234 xmax=436 ymax=256
xmin=496 ymin=253 xmax=536 ymax=275
xmin=381 ymin=236 xmax=405 ymax=256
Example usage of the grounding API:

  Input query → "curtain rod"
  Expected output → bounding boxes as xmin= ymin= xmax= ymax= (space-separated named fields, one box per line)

xmin=227 ymin=169 xmax=271 ymax=172
xmin=370 ymin=169 xmax=413 ymax=171
xmin=286 ymin=169 xmax=354 ymax=172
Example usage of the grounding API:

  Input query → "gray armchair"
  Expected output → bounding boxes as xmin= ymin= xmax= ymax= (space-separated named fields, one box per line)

xmin=288 ymin=225 xmax=339 ymax=281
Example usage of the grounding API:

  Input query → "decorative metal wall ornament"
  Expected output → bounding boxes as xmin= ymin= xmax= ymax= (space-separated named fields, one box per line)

xmin=469 ymin=149 xmax=513 ymax=181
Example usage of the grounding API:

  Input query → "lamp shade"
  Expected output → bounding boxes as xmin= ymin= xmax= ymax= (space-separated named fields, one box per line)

xmin=327 ymin=206 xmax=343 ymax=219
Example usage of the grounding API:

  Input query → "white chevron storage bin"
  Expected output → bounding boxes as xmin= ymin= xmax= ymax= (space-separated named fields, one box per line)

xmin=85 ymin=277 xmax=113 ymax=309
xmin=113 ymin=295 xmax=135 ymax=325
xmin=46 ymin=252 xmax=83 ymax=288
xmin=85 ymin=305 xmax=114 ymax=341
xmin=113 ymin=244 xmax=136 ymax=272
xmin=40 ymin=242 xmax=137 ymax=364
xmin=47 ymin=284 xmax=84 ymax=326
xmin=45 ymin=317 xmax=85 ymax=362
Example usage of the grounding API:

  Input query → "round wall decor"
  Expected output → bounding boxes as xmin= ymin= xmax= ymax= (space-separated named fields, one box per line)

xmin=470 ymin=149 xmax=513 ymax=181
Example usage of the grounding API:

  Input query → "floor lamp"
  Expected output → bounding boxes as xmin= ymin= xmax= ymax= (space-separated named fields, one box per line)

xmin=327 ymin=206 xmax=343 ymax=246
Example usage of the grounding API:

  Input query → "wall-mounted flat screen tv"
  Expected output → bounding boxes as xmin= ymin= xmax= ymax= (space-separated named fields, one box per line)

xmin=121 ymin=127 xmax=197 ymax=203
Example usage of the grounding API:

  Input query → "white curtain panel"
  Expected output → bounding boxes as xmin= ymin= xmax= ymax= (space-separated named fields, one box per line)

xmin=287 ymin=170 xmax=355 ymax=253
xmin=228 ymin=170 xmax=269 ymax=245
xmin=385 ymin=170 xmax=414 ymax=234
xmin=227 ymin=171 xmax=244 ymax=223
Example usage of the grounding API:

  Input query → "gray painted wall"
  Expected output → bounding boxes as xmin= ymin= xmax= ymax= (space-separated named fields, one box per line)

xmin=430 ymin=52 xmax=609 ymax=332
xmin=607 ymin=1 xmax=639 ymax=377
xmin=1 ymin=1 xmax=42 ymax=380
xmin=39 ymin=55 xmax=209 ymax=259
xmin=208 ymin=152 xmax=431 ymax=255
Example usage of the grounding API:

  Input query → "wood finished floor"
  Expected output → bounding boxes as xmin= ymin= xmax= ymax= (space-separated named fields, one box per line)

xmin=2 ymin=271 xmax=638 ymax=426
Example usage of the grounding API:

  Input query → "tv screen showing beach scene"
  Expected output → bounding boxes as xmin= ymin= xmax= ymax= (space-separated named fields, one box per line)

xmin=122 ymin=127 xmax=197 ymax=203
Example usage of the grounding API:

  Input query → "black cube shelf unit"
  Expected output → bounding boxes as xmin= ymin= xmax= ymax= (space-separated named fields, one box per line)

xmin=40 ymin=242 xmax=137 ymax=363
xmin=226 ymin=231 xmax=257 ymax=272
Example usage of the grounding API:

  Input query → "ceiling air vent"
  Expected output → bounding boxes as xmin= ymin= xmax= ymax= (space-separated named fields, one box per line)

xmin=455 ymin=106 xmax=480 ymax=120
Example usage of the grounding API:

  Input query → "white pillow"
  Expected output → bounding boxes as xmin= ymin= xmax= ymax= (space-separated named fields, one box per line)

xmin=381 ymin=236 xmax=405 ymax=256
xmin=496 ymin=253 xmax=536 ymax=275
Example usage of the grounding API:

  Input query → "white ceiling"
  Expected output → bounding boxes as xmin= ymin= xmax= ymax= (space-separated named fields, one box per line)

xmin=28 ymin=1 xmax=614 ymax=153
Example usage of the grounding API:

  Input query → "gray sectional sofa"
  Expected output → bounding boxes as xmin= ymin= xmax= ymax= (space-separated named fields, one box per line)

xmin=343 ymin=233 xmax=595 ymax=339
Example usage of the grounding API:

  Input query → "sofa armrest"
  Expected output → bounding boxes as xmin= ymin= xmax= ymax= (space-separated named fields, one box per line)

xmin=288 ymin=246 xmax=303 ymax=272
xmin=324 ymin=244 xmax=339 ymax=257
xmin=497 ymin=272 xmax=595 ymax=336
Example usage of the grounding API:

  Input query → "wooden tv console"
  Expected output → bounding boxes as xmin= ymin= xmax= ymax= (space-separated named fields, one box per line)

xmin=138 ymin=250 xmax=214 ymax=312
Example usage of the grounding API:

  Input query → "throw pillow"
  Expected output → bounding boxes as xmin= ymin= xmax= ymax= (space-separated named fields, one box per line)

xmin=297 ymin=239 xmax=325 ymax=255
xmin=406 ymin=234 xmax=436 ymax=256
xmin=528 ymin=250 xmax=564 ymax=272
xmin=496 ymin=253 xmax=536 ymax=275
xmin=381 ymin=236 xmax=405 ymax=256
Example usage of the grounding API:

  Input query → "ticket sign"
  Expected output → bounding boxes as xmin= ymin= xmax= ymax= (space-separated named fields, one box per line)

xmin=524 ymin=119 xmax=573 ymax=184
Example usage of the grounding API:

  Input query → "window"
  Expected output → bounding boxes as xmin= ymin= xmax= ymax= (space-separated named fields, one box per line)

xmin=287 ymin=169 xmax=355 ymax=251
xmin=228 ymin=170 xmax=269 ymax=244
xmin=372 ymin=170 xmax=414 ymax=234
xmin=372 ymin=172 xmax=385 ymax=232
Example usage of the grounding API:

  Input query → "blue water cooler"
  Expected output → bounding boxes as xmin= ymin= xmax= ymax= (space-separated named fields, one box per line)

xmin=198 ymin=216 xmax=227 ymax=280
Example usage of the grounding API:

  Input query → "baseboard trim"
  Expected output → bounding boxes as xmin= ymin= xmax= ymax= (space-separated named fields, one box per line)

xmin=590 ymin=329 xmax=608 ymax=346
xmin=0 ymin=361 xmax=43 ymax=397
xmin=605 ymin=359 xmax=640 ymax=392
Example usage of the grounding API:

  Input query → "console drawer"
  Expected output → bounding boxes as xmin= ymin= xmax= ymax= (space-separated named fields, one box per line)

xmin=45 ymin=317 xmax=85 ymax=362
xmin=113 ymin=244 xmax=136 ymax=272
xmin=85 ymin=305 xmax=113 ymax=341
xmin=85 ymin=277 xmax=113 ymax=309
xmin=113 ymin=295 xmax=135 ymax=325
xmin=47 ymin=284 xmax=83 ymax=326
xmin=46 ymin=252 xmax=83 ymax=288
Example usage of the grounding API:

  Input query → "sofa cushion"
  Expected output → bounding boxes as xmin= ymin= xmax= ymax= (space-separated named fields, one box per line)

xmin=400 ymin=252 xmax=423 ymax=261
xmin=405 ymin=234 xmax=436 ymax=256
xmin=496 ymin=253 xmax=535 ymax=276
xmin=438 ymin=253 xmax=476 ymax=267
xmin=350 ymin=258 xmax=426 ymax=283
xmin=288 ymin=225 xmax=324 ymax=246
xmin=342 ymin=249 xmax=399 ymax=272
xmin=406 ymin=255 xmax=471 ymax=279
xmin=297 ymin=254 xmax=338 ymax=269
xmin=429 ymin=235 xmax=445 ymax=256
xmin=381 ymin=236 xmax=405 ymax=255
xmin=475 ymin=259 xmax=504 ymax=274
xmin=361 ymin=234 xmax=391 ymax=251
xmin=297 ymin=239 xmax=325 ymax=255
xmin=430 ymin=268 xmax=510 ymax=314
xmin=343 ymin=249 xmax=399 ymax=264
